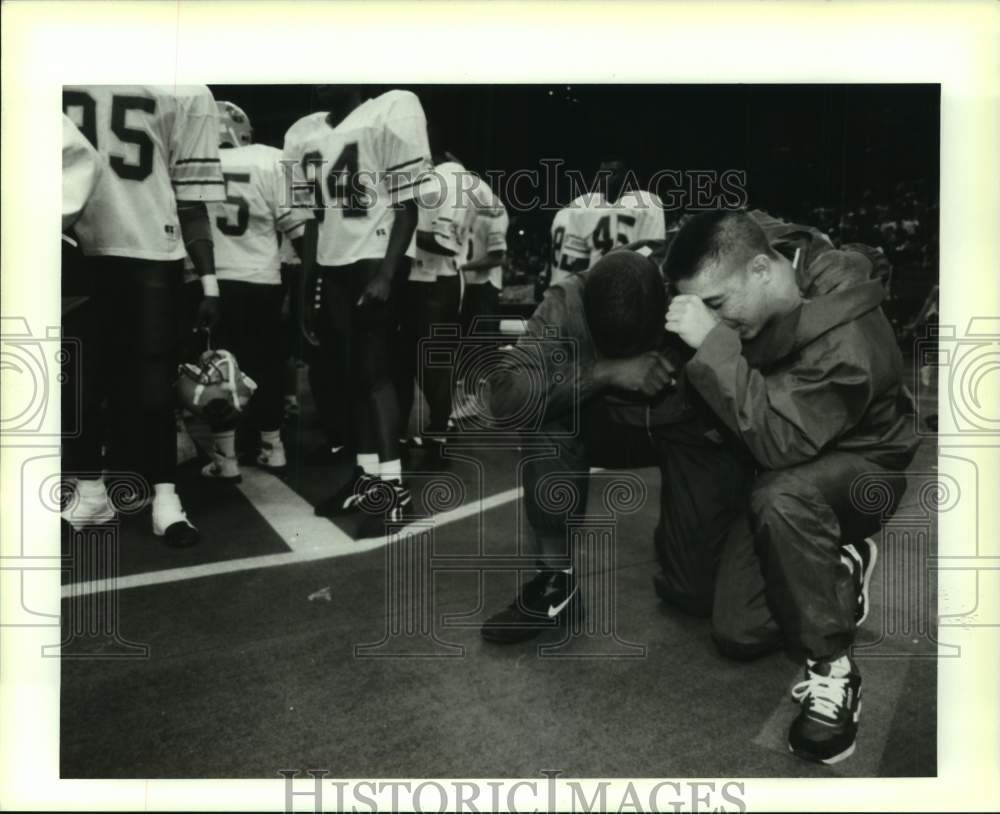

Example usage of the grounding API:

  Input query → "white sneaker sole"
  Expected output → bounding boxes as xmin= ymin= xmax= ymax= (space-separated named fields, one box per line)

xmin=858 ymin=537 xmax=878 ymax=626
xmin=789 ymin=699 xmax=862 ymax=766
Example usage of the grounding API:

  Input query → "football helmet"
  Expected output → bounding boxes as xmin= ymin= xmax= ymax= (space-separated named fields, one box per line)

xmin=217 ymin=101 xmax=253 ymax=148
xmin=177 ymin=349 xmax=257 ymax=425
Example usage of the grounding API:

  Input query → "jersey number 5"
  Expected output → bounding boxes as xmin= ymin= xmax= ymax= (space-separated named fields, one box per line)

xmin=62 ymin=91 xmax=155 ymax=182
xmin=217 ymin=172 xmax=250 ymax=237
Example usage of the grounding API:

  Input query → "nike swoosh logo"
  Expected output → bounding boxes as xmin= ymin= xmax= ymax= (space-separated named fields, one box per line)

xmin=547 ymin=588 xmax=577 ymax=618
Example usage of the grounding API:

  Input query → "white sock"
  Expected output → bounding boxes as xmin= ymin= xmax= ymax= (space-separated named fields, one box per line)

xmin=357 ymin=453 xmax=379 ymax=474
xmin=153 ymin=483 xmax=176 ymax=500
xmin=152 ymin=483 xmax=189 ymax=530
xmin=260 ymin=429 xmax=282 ymax=449
xmin=77 ymin=477 xmax=106 ymax=499
xmin=213 ymin=429 xmax=236 ymax=458
xmin=379 ymin=458 xmax=402 ymax=483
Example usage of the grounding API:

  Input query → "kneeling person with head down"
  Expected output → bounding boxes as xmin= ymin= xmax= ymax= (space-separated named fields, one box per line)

xmin=663 ymin=210 xmax=919 ymax=765
xmin=480 ymin=248 xmax=753 ymax=643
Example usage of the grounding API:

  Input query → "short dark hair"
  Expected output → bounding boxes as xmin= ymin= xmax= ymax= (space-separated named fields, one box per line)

xmin=583 ymin=250 xmax=666 ymax=358
xmin=663 ymin=210 xmax=776 ymax=284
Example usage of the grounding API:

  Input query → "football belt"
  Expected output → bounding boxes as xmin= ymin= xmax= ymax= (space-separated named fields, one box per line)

xmin=177 ymin=333 xmax=257 ymax=423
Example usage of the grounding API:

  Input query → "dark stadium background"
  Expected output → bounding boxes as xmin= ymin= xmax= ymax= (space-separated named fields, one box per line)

xmin=208 ymin=84 xmax=939 ymax=210
xmin=209 ymin=83 xmax=940 ymax=322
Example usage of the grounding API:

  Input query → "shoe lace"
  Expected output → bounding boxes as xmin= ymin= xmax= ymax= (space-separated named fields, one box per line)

xmin=791 ymin=673 xmax=848 ymax=722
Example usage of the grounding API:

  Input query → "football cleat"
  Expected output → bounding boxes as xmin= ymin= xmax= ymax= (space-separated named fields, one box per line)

xmin=842 ymin=537 xmax=878 ymax=626
xmin=177 ymin=349 xmax=257 ymax=424
xmin=256 ymin=441 xmax=287 ymax=474
xmin=355 ymin=479 xmax=415 ymax=539
xmin=314 ymin=467 xmax=379 ymax=517
xmin=151 ymin=494 xmax=200 ymax=548
xmin=481 ymin=567 xmax=581 ymax=644
xmin=217 ymin=100 xmax=253 ymax=148
xmin=200 ymin=452 xmax=242 ymax=484
xmin=788 ymin=657 xmax=862 ymax=765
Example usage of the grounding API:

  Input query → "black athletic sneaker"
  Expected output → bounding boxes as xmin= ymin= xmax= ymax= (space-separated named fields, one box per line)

xmin=314 ymin=467 xmax=379 ymax=517
xmin=788 ymin=657 xmax=863 ymax=765
xmin=355 ymin=478 xmax=415 ymax=539
xmin=480 ymin=567 xmax=580 ymax=644
xmin=842 ymin=537 xmax=878 ymax=625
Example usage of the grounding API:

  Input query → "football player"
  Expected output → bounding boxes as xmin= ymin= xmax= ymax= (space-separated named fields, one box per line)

xmin=61 ymin=85 xmax=225 ymax=547
xmin=197 ymin=101 xmax=313 ymax=483
xmin=460 ymin=186 xmax=509 ymax=335
xmin=568 ymin=155 xmax=667 ymax=270
xmin=283 ymin=86 xmax=432 ymax=532
xmin=398 ymin=156 xmax=490 ymax=447
xmin=538 ymin=199 xmax=589 ymax=298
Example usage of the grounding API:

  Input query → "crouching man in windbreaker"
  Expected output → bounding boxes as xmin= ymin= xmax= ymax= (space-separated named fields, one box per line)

xmin=663 ymin=210 xmax=919 ymax=765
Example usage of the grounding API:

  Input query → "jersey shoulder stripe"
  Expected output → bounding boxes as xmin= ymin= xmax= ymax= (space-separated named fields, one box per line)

xmin=387 ymin=156 xmax=425 ymax=172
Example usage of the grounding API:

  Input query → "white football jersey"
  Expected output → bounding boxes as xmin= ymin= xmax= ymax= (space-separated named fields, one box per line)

xmin=464 ymin=191 xmax=509 ymax=290
xmin=411 ymin=162 xmax=492 ymax=282
xmin=549 ymin=202 xmax=589 ymax=286
xmin=282 ymin=90 xmax=432 ymax=267
xmin=62 ymin=85 xmax=225 ymax=260
xmin=208 ymin=144 xmax=312 ymax=285
xmin=62 ymin=114 xmax=105 ymax=231
xmin=571 ymin=189 xmax=666 ymax=268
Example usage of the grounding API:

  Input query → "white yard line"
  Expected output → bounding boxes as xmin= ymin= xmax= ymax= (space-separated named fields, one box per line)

xmin=60 ymin=469 xmax=525 ymax=599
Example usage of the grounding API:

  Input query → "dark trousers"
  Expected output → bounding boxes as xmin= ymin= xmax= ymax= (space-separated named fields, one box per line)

xmin=461 ymin=281 xmax=500 ymax=336
xmin=300 ymin=272 xmax=343 ymax=448
xmin=62 ymin=257 xmax=182 ymax=485
xmin=318 ymin=259 xmax=407 ymax=457
xmin=711 ymin=451 xmax=907 ymax=662
xmin=397 ymin=274 xmax=462 ymax=434
xmin=280 ymin=264 xmax=303 ymax=362
xmin=523 ymin=399 xmax=753 ymax=602
xmin=212 ymin=279 xmax=284 ymax=433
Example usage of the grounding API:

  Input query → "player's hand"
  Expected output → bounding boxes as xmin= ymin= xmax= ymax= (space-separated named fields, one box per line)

xmin=196 ymin=295 xmax=220 ymax=332
xmin=665 ymin=295 xmax=720 ymax=350
xmin=595 ymin=351 xmax=676 ymax=398
xmin=357 ymin=271 xmax=392 ymax=307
